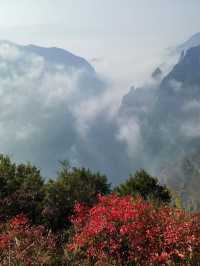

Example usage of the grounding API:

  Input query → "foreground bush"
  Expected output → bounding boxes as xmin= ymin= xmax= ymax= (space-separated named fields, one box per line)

xmin=68 ymin=194 xmax=200 ymax=266
xmin=0 ymin=214 xmax=58 ymax=266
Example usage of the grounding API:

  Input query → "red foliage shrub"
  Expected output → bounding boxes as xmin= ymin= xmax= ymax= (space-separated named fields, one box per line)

xmin=68 ymin=194 xmax=200 ymax=266
xmin=0 ymin=214 xmax=58 ymax=265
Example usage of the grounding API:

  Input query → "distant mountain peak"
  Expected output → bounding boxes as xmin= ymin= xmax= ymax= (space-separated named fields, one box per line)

xmin=24 ymin=44 xmax=95 ymax=73
xmin=0 ymin=40 xmax=95 ymax=73
xmin=176 ymin=32 xmax=200 ymax=53
xmin=152 ymin=67 xmax=162 ymax=79
xmin=162 ymin=44 xmax=200 ymax=86
xmin=0 ymin=40 xmax=17 ymax=45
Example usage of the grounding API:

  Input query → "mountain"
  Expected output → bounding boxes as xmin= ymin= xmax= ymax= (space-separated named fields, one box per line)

xmin=0 ymin=40 xmax=109 ymax=178
xmin=24 ymin=44 xmax=95 ymax=73
xmin=119 ymin=38 xmax=200 ymax=210
xmin=1 ymin=34 xmax=200 ymax=204
xmin=152 ymin=67 xmax=162 ymax=80
xmin=0 ymin=40 xmax=94 ymax=73
xmin=176 ymin=32 xmax=200 ymax=53
xmin=160 ymin=153 xmax=200 ymax=211
xmin=162 ymin=45 xmax=200 ymax=86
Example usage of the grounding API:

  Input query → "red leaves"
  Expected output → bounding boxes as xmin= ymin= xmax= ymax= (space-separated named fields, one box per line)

xmin=68 ymin=194 xmax=200 ymax=265
xmin=10 ymin=214 xmax=29 ymax=229
xmin=0 ymin=214 xmax=57 ymax=265
xmin=0 ymin=195 xmax=200 ymax=265
xmin=0 ymin=234 xmax=11 ymax=249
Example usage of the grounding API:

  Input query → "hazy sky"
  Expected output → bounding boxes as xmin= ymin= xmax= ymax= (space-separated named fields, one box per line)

xmin=0 ymin=0 xmax=200 ymax=86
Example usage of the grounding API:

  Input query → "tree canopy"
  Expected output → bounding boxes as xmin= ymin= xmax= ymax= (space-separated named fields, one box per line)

xmin=114 ymin=169 xmax=172 ymax=204
xmin=43 ymin=161 xmax=111 ymax=230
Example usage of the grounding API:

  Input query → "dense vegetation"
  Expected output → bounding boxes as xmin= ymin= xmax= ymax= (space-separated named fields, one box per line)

xmin=0 ymin=154 xmax=199 ymax=265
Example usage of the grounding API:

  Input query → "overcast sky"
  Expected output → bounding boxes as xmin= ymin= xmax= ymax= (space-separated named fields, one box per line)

xmin=0 ymin=0 xmax=200 ymax=87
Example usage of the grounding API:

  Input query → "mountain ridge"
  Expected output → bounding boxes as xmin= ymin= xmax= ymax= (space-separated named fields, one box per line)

xmin=119 ymin=38 xmax=200 ymax=210
xmin=176 ymin=32 xmax=200 ymax=53
xmin=0 ymin=40 xmax=95 ymax=73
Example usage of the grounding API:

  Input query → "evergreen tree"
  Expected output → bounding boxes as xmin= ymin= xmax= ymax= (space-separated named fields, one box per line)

xmin=115 ymin=170 xmax=171 ymax=204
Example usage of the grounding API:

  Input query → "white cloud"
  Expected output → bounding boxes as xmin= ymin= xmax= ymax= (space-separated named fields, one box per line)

xmin=0 ymin=41 xmax=21 ymax=61
xmin=116 ymin=117 xmax=142 ymax=159
xmin=0 ymin=42 xmax=123 ymax=178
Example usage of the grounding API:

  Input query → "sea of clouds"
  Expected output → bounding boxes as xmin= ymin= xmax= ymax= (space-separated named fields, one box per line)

xmin=0 ymin=41 xmax=199 ymax=185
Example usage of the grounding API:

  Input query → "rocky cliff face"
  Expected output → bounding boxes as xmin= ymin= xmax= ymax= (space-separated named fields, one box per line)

xmin=119 ymin=41 xmax=200 ymax=210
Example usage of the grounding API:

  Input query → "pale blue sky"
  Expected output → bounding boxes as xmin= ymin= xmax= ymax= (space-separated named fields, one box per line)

xmin=0 ymin=0 xmax=200 ymax=85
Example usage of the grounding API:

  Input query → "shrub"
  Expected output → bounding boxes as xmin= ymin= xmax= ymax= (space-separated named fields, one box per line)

xmin=0 ymin=214 xmax=58 ymax=266
xmin=68 ymin=194 xmax=200 ymax=266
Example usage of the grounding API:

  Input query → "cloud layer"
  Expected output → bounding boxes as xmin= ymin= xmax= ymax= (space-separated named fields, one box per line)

xmin=1 ymin=40 xmax=200 ymax=187
xmin=0 ymin=41 xmax=134 ymax=182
